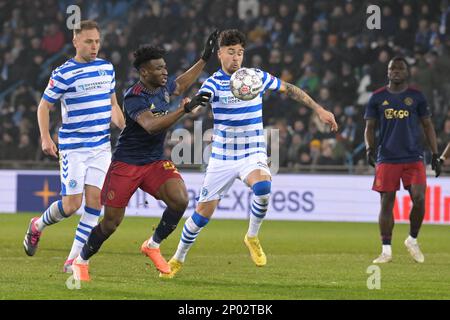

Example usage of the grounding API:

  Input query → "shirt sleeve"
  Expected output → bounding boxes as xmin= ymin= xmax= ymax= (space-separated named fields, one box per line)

xmin=198 ymin=78 xmax=217 ymax=102
xmin=42 ymin=70 xmax=68 ymax=104
xmin=110 ymin=67 xmax=116 ymax=94
xmin=364 ymin=94 xmax=378 ymax=119
xmin=124 ymin=95 xmax=150 ymax=121
xmin=417 ymin=92 xmax=431 ymax=118
xmin=258 ymin=69 xmax=281 ymax=93
xmin=167 ymin=77 xmax=177 ymax=95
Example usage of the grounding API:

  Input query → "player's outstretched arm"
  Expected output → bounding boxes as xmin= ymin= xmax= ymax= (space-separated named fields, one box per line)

xmin=110 ymin=93 xmax=125 ymax=130
xmin=421 ymin=117 xmax=441 ymax=177
xmin=136 ymin=93 xmax=210 ymax=135
xmin=278 ymin=81 xmax=338 ymax=132
xmin=173 ymin=30 xmax=219 ymax=96
xmin=37 ymin=98 xmax=58 ymax=158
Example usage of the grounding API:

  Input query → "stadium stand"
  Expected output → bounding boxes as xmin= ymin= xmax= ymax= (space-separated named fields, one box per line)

xmin=1 ymin=0 xmax=449 ymax=172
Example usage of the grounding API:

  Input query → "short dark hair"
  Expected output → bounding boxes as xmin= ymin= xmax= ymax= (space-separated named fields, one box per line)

xmin=390 ymin=56 xmax=410 ymax=69
xmin=133 ymin=45 xmax=166 ymax=70
xmin=73 ymin=20 xmax=100 ymax=35
xmin=218 ymin=29 xmax=246 ymax=48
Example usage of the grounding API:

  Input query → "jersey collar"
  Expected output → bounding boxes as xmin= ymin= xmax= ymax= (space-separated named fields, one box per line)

xmin=138 ymin=80 xmax=162 ymax=95
xmin=218 ymin=68 xmax=231 ymax=79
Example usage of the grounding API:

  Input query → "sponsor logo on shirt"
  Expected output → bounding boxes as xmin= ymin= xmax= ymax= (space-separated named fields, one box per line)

xmin=77 ymin=80 xmax=110 ymax=92
xmin=220 ymin=95 xmax=241 ymax=104
xmin=384 ymin=108 xmax=410 ymax=119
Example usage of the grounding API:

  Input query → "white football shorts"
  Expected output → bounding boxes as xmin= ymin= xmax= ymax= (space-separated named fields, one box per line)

xmin=198 ymin=154 xmax=271 ymax=202
xmin=59 ymin=146 xmax=111 ymax=196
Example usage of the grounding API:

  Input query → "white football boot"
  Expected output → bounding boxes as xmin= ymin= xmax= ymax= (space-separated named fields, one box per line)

xmin=404 ymin=237 xmax=425 ymax=263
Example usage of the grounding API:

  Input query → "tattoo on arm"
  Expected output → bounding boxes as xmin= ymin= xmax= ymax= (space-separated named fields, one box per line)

xmin=285 ymin=83 xmax=318 ymax=111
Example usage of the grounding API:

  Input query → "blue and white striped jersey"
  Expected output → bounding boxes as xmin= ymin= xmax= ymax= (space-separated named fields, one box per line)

xmin=42 ymin=58 xmax=115 ymax=151
xmin=198 ymin=68 xmax=281 ymax=161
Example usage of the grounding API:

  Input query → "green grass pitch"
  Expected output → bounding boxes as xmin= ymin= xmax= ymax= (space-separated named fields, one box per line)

xmin=1 ymin=213 xmax=450 ymax=300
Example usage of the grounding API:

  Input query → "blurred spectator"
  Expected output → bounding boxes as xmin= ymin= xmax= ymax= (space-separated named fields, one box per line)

xmin=0 ymin=0 xmax=449 ymax=169
xmin=369 ymin=50 xmax=390 ymax=90
xmin=15 ymin=133 xmax=35 ymax=160
xmin=0 ymin=132 xmax=15 ymax=160
xmin=394 ymin=18 xmax=415 ymax=50
xmin=41 ymin=23 xmax=65 ymax=55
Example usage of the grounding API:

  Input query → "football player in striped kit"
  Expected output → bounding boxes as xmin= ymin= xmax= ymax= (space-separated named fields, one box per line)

xmin=23 ymin=21 xmax=125 ymax=274
xmin=162 ymin=29 xmax=338 ymax=278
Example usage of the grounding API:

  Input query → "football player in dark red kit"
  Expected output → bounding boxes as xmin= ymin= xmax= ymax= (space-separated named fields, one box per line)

xmin=364 ymin=56 xmax=441 ymax=264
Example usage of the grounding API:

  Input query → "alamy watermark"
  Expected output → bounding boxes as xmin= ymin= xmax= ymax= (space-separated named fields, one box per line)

xmin=66 ymin=275 xmax=81 ymax=290
xmin=66 ymin=5 xmax=81 ymax=30
xmin=366 ymin=5 xmax=381 ymax=30
xmin=169 ymin=121 xmax=280 ymax=175
xmin=366 ymin=265 xmax=381 ymax=290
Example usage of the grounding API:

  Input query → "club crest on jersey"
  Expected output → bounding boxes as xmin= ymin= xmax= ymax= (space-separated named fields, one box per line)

xmin=404 ymin=97 xmax=413 ymax=106
xmin=201 ymin=187 xmax=208 ymax=197
xmin=98 ymin=69 xmax=107 ymax=76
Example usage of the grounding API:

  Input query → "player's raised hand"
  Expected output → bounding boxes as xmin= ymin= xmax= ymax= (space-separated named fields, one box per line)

xmin=201 ymin=29 xmax=220 ymax=62
xmin=317 ymin=108 xmax=339 ymax=132
xmin=432 ymin=153 xmax=441 ymax=177
xmin=183 ymin=92 xmax=211 ymax=113
xmin=41 ymin=136 xmax=58 ymax=158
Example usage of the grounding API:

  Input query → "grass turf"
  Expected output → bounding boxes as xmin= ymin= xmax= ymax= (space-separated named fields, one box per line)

xmin=1 ymin=213 xmax=449 ymax=300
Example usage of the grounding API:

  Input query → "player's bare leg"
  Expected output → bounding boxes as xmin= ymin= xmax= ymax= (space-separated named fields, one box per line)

xmin=373 ymin=192 xmax=396 ymax=263
xmin=64 ymin=185 xmax=102 ymax=273
xmin=161 ymin=200 xmax=218 ymax=278
xmin=24 ymin=194 xmax=82 ymax=256
xmin=72 ymin=206 xmax=125 ymax=281
xmin=142 ymin=178 xmax=188 ymax=274
xmin=404 ymin=184 xmax=426 ymax=263
xmin=244 ymin=169 xmax=271 ymax=267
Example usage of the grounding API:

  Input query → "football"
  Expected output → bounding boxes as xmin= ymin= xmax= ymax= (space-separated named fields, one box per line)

xmin=230 ymin=68 xmax=263 ymax=101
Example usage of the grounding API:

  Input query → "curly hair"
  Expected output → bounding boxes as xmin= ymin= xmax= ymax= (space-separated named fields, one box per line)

xmin=218 ymin=29 xmax=246 ymax=48
xmin=133 ymin=45 xmax=166 ymax=70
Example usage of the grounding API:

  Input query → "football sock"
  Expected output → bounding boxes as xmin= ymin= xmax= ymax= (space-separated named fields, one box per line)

xmin=382 ymin=245 xmax=392 ymax=256
xmin=35 ymin=200 xmax=68 ymax=232
xmin=381 ymin=235 xmax=392 ymax=245
xmin=148 ymin=207 xmax=185 ymax=248
xmin=80 ymin=224 xmax=110 ymax=261
xmin=173 ymin=212 xmax=209 ymax=262
xmin=67 ymin=206 xmax=101 ymax=260
xmin=247 ymin=181 xmax=271 ymax=237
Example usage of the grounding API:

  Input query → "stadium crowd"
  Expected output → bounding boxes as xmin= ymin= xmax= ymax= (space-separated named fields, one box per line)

xmin=1 ymin=0 xmax=450 ymax=170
